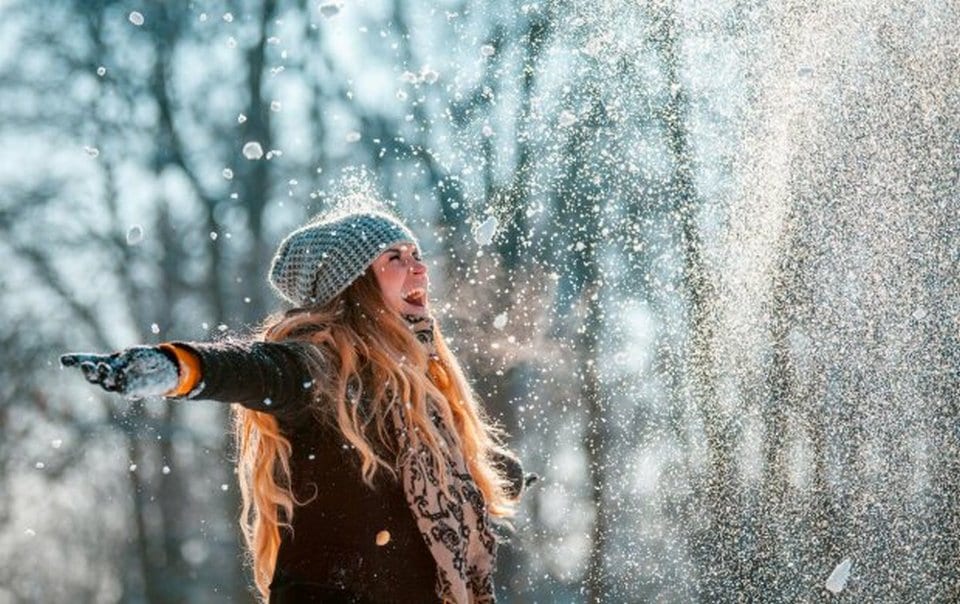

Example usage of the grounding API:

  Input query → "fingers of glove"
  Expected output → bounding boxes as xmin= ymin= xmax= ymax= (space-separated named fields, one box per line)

xmin=77 ymin=360 xmax=122 ymax=392
xmin=79 ymin=361 xmax=103 ymax=384
xmin=101 ymin=365 xmax=119 ymax=390
xmin=61 ymin=353 xmax=109 ymax=368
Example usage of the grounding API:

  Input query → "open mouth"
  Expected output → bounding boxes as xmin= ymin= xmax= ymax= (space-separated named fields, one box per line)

xmin=402 ymin=287 xmax=427 ymax=308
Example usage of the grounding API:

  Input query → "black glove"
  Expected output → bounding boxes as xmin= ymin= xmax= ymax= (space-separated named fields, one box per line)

xmin=60 ymin=346 xmax=180 ymax=400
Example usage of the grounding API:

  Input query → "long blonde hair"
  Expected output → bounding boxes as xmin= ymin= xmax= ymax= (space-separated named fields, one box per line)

xmin=233 ymin=269 xmax=518 ymax=601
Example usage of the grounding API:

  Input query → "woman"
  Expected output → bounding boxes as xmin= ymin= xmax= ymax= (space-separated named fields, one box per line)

xmin=61 ymin=209 xmax=529 ymax=603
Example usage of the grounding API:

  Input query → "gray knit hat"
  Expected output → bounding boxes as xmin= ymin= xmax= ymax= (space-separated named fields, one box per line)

xmin=269 ymin=211 xmax=419 ymax=307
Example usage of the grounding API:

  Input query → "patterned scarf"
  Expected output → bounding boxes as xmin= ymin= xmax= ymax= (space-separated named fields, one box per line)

xmin=397 ymin=314 xmax=498 ymax=604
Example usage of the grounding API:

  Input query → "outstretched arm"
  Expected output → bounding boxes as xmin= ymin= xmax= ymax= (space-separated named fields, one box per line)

xmin=61 ymin=339 xmax=323 ymax=416
xmin=160 ymin=340 xmax=319 ymax=412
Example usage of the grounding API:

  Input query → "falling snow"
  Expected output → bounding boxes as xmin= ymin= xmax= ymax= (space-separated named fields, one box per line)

xmin=825 ymin=558 xmax=852 ymax=594
xmin=126 ymin=225 xmax=144 ymax=245
xmin=7 ymin=1 xmax=960 ymax=601
xmin=242 ymin=141 xmax=264 ymax=160
xmin=319 ymin=2 xmax=341 ymax=18
xmin=473 ymin=215 xmax=498 ymax=246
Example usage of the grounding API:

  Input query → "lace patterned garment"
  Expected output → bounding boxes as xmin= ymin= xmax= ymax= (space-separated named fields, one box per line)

xmin=398 ymin=314 xmax=497 ymax=603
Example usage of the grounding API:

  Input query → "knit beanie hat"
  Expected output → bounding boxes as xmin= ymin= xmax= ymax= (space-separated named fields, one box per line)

xmin=269 ymin=210 xmax=419 ymax=307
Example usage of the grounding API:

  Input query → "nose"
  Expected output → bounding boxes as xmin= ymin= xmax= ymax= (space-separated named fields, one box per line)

xmin=409 ymin=259 xmax=427 ymax=275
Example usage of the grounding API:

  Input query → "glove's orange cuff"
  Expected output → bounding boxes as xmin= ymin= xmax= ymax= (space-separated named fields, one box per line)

xmin=158 ymin=343 xmax=202 ymax=397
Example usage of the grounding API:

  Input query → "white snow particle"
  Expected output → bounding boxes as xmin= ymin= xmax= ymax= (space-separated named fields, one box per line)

xmin=129 ymin=464 xmax=138 ymax=472
xmin=481 ymin=124 xmax=494 ymax=137
xmin=473 ymin=215 xmax=498 ymax=246
xmin=480 ymin=44 xmax=496 ymax=57
xmin=128 ymin=11 xmax=144 ymax=26
xmin=558 ymin=110 xmax=577 ymax=128
xmin=162 ymin=465 xmax=171 ymax=474
xmin=126 ymin=225 xmax=144 ymax=245
xmin=345 ymin=131 xmax=361 ymax=143
xmin=24 ymin=528 xmax=36 ymax=537
xmin=420 ymin=67 xmax=439 ymax=84
xmin=222 ymin=12 xmax=234 ymax=22
xmin=267 ymin=36 xmax=281 ymax=45
xmin=151 ymin=323 xmax=160 ymax=334
xmin=35 ymin=461 xmax=44 ymax=469
xmin=825 ymin=557 xmax=852 ymax=594
xmin=51 ymin=439 xmax=63 ymax=449
xmin=493 ymin=312 xmax=508 ymax=330
xmin=217 ymin=324 xmax=228 ymax=332
xmin=210 ymin=231 xmax=218 ymax=240
xmin=84 ymin=146 xmax=100 ymax=158
xmin=320 ymin=2 xmax=342 ymax=17
xmin=222 ymin=168 xmax=234 ymax=180
xmin=400 ymin=71 xmax=418 ymax=84
xmin=220 ymin=483 xmax=229 ymax=491
xmin=242 ymin=141 xmax=264 ymax=160
xmin=237 ymin=113 xmax=247 ymax=124
xmin=96 ymin=66 xmax=106 ymax=77
xmin=270 ymin=100 xmax=282 ymax=112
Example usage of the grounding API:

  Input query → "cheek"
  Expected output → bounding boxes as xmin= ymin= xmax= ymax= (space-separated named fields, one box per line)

xmin=375 ymin=265 xmax=405 ymax=299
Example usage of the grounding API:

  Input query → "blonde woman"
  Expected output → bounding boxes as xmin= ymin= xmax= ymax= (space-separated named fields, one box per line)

xmin=61 ymin=210 xmax=530 ymax=603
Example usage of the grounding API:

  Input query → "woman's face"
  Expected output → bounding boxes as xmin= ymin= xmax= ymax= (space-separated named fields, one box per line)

xmin=370 ymin=242 xmax=430 ymax=316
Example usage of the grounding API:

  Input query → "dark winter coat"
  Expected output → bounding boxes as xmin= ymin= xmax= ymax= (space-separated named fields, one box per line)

xmin=168 ymin=342 xmax=438 ymax=604
xmin=163 ymin=339 xmax=523 ymax=604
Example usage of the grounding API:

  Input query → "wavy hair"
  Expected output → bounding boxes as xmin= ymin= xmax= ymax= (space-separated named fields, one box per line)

xmin=232 ymin=269 xmax=517 ymax=601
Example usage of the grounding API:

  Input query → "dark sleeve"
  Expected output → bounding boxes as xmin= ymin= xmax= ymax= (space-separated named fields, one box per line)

xmin=164 ymin=339 xmax=324 ymax=416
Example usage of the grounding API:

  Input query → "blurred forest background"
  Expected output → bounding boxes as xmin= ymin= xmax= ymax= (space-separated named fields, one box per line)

xmin=1 ymin=0 xmax=958 ymax=602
